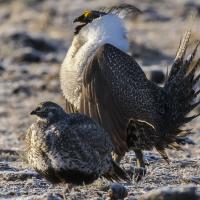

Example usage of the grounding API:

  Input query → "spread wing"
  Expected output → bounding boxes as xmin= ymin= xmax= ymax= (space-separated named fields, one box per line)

xmin=79 ymin=44 xmax=158 ymax=155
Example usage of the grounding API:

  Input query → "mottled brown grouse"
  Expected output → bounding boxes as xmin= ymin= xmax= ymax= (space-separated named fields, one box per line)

xmin=25 ymin=101 xmax=129 ymax=186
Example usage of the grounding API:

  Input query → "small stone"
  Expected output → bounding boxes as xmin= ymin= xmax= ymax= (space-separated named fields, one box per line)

xmin=139 ymin=186 xmax=200 ymax=200
xmin=108 ymin=183 xmax=128 ymax=200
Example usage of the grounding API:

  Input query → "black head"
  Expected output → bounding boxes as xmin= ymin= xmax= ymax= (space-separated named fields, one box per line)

xmin=73 ymin=5 xmax=142 ymax=35
xmin=73 ymin=10 xmax=106 ymax=35
xmin=30 ymin=101 xmax=66 ymax=123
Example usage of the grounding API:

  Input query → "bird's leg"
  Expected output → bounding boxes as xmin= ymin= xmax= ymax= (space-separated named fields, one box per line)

xmin=62 ymin=183 xmax=73 ymax=200
xmin=133 ymin=150 xmax=146 ymax=182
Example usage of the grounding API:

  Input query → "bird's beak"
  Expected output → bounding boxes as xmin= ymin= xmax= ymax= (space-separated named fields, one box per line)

xmin=73 ymin=18 xmax=79 ymax=23
xmin=30 ymin=110 xmax=37 ymax=115
xmin=73 ymin=15 xmax=88 ymax=24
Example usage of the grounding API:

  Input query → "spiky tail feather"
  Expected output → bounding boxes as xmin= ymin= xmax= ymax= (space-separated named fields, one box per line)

xmin=104 ymin=160 xmax=130 ymax=182
xmin=163 ymin=25 xmax=200 ymax=149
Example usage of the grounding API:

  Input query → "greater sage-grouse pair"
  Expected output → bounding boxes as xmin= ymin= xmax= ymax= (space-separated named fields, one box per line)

xmin=26 ymin=4 xmax=200 ymax=187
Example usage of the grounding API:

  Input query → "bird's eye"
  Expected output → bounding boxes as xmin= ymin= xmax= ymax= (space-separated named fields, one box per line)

xmin=36 ymin=106 xmax=43 ymax=112
xmin=36 ymin=107 xmax=41 ymax=111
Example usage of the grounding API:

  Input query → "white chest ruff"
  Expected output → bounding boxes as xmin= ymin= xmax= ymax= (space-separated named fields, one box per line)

xmin=60 ymin=14 xmax=129 ymax=110
xmin=60 ymin=67 xmax=82 ymax=109
xmin=60 ymin=39 xmax=100 ymax=109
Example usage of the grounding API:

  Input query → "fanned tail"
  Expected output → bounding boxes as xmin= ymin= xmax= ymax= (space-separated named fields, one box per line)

xmin=163 ymin=24 xmax=200 ymax=147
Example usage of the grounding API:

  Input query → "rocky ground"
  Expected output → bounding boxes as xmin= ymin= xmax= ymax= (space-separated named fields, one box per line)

xmin=0 ymin=0 xmax=200 ymax=199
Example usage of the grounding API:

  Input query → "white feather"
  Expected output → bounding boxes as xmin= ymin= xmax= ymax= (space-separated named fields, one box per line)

xmin=60 ymin=14 xmax=129 ymax=109
xmin=79 ymin=14 xmax=129 ymax=53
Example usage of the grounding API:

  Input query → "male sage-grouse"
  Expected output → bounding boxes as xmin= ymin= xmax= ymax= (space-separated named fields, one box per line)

xmin=25 ymin=101 xmax=129 ymax=186
xmin=60 ymin=4 xmax=200 ymax=181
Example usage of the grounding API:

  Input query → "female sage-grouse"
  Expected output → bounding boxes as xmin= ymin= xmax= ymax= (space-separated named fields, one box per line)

xmin=25 ymin=101 xmax=129 ymax=186
xmin=60 ymin=4 xmax=200 ymax=181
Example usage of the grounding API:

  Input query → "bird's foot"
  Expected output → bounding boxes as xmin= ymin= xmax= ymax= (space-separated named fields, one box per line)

xmin=133 ymin=167 xmax=146 ymax=182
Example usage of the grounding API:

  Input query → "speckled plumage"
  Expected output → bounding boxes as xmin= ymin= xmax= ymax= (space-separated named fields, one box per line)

xmin=25 ymin=102 xmax=129 ymax=185
xmin=60 ymin=5 xmax=200 ymax=181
